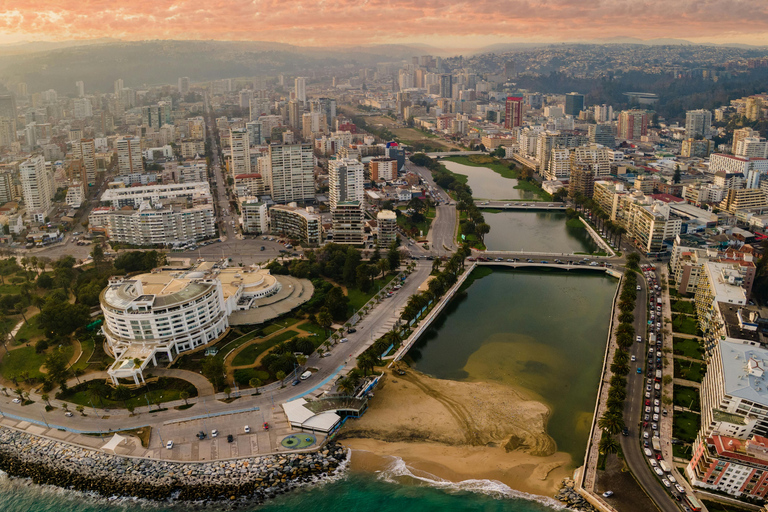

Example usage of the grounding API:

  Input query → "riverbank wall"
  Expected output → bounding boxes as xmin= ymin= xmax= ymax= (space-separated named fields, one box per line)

xmin=0 ymin=426 xmax=347 ymax=505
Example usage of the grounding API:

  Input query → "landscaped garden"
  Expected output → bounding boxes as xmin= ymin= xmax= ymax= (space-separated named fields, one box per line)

xmin=674 ymin=359 xmax=707 ymax=383
xmin=673 ymin=386 xmax=701 ymax=412
xmin=671 ymin=300 xmax=695 ymax=314
xmin=671 ymin=314 xmax=700 ymax=335
xmin=673 ymin=337 xmax=704 ymax=360
xmin=672 ymin=410 xmax=701 ymax=444
xmin=56 ymin=377 xmax=198 ymax=410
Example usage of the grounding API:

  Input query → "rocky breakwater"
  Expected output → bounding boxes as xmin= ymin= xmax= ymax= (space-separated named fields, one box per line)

xmin=0 ymin=427 xmax=347 ymax=504
xmin=555 ymin=479 xmax=598 ymax=512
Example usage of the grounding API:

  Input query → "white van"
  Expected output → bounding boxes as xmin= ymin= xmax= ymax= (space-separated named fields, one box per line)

xmin=300 ymin=370 xmax=312 ymax=380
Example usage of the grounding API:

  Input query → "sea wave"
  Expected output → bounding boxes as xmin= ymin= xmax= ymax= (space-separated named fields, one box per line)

xmin=378 ymin=456 xmax=569 ymax=510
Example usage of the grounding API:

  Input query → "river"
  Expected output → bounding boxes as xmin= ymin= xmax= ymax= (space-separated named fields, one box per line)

xmin=411 ymin=268 xmax=617 ymax=464
xmin=441 ymin=160 xmax=537 ymax=201
xmin=484 ymin=211 xmax=599 ymax=254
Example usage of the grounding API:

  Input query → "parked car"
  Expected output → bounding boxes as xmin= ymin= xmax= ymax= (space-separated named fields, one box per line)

xmin=227 ymin=434 xmax=234 ymax=443
xmin=166 ymin=440 xmax=174 ymax=449
xmin=244 ymin=425 xmax=251 ymax=433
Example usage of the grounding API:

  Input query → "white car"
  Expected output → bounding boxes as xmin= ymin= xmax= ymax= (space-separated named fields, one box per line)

xmin=244 ymin=425 xmax=251 ymax=433
xmin=661 ymin=479 xmax=671 ymax=488
xmin=64 ymin=411 xmax=73 ymax=417
xmin=602 ymin=491 xmax=613 ymax=498
xmin=211 ymin=429 xmax=219 ymax=438
xmin=631 ymin=355 xmax=636 ymax=362
xmin=339 ymin=338 xmax=349 ymax=343
xmin=11 ymin=398 xmax=20 ymax=404
xmin=166 ymin=440 xmax=174 ymax=449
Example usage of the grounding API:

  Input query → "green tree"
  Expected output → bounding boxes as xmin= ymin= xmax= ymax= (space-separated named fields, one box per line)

xmin=673 ymin=165 xmax=681 ymax=184
xmin=598 ymin=412 xmax=625 ymax=435
xmin=201 ymin=357 xmax=226 ymax=390
xmin=599 ymin=434 xmax=620 ymax=455
xmin=387 ymin=240 xmax=401 ymax=272
xmin=249 ymin=378 xmax=262 ymax=391
xmin=76 ymin=405 xmax=85 ymax=416
xmin=317 ymin=308 xmax=333 ymax=336
xmin=44 ymin=350 xmax=70 ymax=386
xmin=114 ymin=385 xmax=131 ymax=408
xmin=179 ymin=390 xmax=190 ymax=405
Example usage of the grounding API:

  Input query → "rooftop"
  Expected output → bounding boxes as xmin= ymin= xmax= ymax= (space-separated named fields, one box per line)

xmin=719 ymin=340 xmax=768 ymax=404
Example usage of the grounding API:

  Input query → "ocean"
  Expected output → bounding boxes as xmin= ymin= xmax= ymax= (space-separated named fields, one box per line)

xmin=0 ymin=455 xmax=566 ymax=512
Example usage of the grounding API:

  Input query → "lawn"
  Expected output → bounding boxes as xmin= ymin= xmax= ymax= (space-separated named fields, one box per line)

xmin=673 ymin=337 xmax=704 ymax=360
xmin=672 ymin=443 xmax=692 ymax=460
xmin=231 ymin=329 xmax=299 ymax=367
xmin=702 ymin=500 xmax=755 ymax=512
xmin=56 ymin=377 xmax=197 ymax=409
xmin=672 ymin=314 xmax=699 ymax=335
xmin=671 ymin=300 xmax=695 ymax=314
xmin=0 ymin=283 xmax=22 ymax=294
xmin=0 ymin=344 xmax=75 ymax=382
xmin=672 ymin=410 xmax=701 ymax=444
xmin=673 ymin=386 xmax=701 ymax=412
xmin=16 ymin=314 xmax=45 ymax=342
xmin=347 ymin=273 xmax=397 ymax=312
xmin=233 ymin=368 xmax=271 ymax=387
xmin=674 ymin=359 xmax=707 ymax=383
xmin=396 ymin=207 xmax=434 ymax=238
xmin=71 ymin=336 xmax=96 ymax=373
xmin=299 ymin=321 xmax=327 ymax=338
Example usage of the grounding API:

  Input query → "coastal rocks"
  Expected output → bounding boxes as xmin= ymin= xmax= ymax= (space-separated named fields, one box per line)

xmin=555 ymin=479 xmax=598 ymax=512
xmin=0 ymin=427 xmax=347 ymax=505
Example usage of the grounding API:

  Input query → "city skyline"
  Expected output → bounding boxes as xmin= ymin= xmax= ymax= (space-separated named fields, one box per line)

xmin=0 ymin=1 xmax=767 ymax=47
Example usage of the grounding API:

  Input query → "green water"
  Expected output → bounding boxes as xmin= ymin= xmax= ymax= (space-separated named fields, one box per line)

xmin=485 ymin=211 xmax=598 ymax=254
xmin=442 ymin=160 xmax=537 ymax=200
xmin=411 ymin=269 xmax=616 ymax=463
xmin=0 ymin=470 xmax=564 ymax=512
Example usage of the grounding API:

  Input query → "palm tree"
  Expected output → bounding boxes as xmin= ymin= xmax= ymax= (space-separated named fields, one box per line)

xmin=76 ymin=405 xmax=85 ymax=416
xmin=337 ymin=376 xmax=356 ymax=396
xmin=357 ymin=352 xmax=378 ymax=376
xmin=606 ymin=396 xmax=625 ymax=412
xmin=598 ymin=412 xmax=625 ymax=435
xmin=608 ymin=386 xmax=627 ymax=402
xmin=249 ymin=378 xmax=262 ymax=393
xmin=613 ymin=350 xmax=630 ymax=366
xmin=599 ymin=434 xmax=620 ymax=455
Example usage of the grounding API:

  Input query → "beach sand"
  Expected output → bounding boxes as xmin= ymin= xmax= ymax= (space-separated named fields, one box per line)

xmin=338 ymin=368 xmax=574 ymax=497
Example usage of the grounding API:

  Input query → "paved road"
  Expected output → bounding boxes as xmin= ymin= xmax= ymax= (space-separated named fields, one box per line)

xmin=402 ymin=160 xmax=457 ymax=255
xmin=620 ymin=272 xmax=681 ymax=512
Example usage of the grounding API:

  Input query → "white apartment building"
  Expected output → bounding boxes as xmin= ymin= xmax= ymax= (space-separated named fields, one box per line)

xmin=116 ymin=136 xmax=143 ymax=175
xmin=73 ymin=138 xmax=96 ymax=184
xmin=572 ymin=145 xmax=612 ymax=177
xmin=91 ymin=201 xmax=215 ymax=246
xmin=294 ymin=77 xmax=306 ymax=103
xmin=709 ymin=154 xmax=768 ymax=181
xmin=230 ymin=128 xmax=251 ymax=177
xmin=99 ymin=182 xmax=212 ymax=208
xmin=545 ymin=148 xmax=571 ymax=180
xmin=329 ymin=158 xmax=364 ymax=210
xmin=20 ymin=155 xmax=53 ymax=224
xmin=683 ymin=183 xmax=727 ymax=207
xmin=234 ymin=173 xmax=267 ymax=197
xmin=0 ymin=170 xmax=14 ymax=203
xmin=377 ymin=209 xmax=397 ymax=246
xmin=269 ymin=143 xmax=315 ymax=204
xmin=73 ymin=97 xmax=92 ymax=120
xmin=735 ymin=137 xmax=768 ymax=159
xmin=65 ymin=181 xmax=85 ymax=208
xmin=370 ymin=157 xmax=398 ymax=182
xmin=685 ymin=109 xmax=712 ymax=138
xmin=239 ymin=197 xmax=269 ymax=234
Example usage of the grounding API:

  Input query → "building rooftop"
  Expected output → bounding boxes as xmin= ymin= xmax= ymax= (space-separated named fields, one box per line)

xmin=706 ymin=261 xmax=748 ymax=305
xmin=719 ymin=340 xmax=768 ymax=405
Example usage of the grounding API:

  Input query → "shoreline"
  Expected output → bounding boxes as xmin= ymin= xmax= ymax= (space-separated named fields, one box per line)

xmin=337 ymin=367 xmax=576 ymax=498
xmin=0 ymin=426 xmax=346 ymax=506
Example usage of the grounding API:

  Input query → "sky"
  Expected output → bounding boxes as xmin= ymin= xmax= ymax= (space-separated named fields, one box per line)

xmin=0 ymin=1 xmax=766 ymax=48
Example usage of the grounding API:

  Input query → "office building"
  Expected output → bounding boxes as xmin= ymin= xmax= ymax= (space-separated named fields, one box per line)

xmin=20 ymin=155 xmax=54 ymax=224
xmin=504 ymin=97 xmax=523 ymax=129
xmin=564 ymin=92 xmax=584 ymax=117
xmin=685 ymin=109 xmax=712 ymax=139
xmin=294 ymin=77 xmax=306 ymax=103
xmin=268 ymin=143 xmax=315 ymax=204
xmin=329 ymin=158 xmax=364 ymax=210
xmin=230 ymin=129 xmax=251 ymax=176
xmin=75 ymin=80 xmax=85 ymax=97
xmin=116 ymin=136 xmax=143 ymax=175
xmin=239 ymin=197 xmax=269 ymax=234
xmin=588 ymin=124 xmax=615 ymax=148
xmin=370 ymin=157 xmax=398 ymax=182
xmin=377 ymin=210 xmax=397 ymax=246
xmin=332 ymin=200 xmax=365 ymax=245
xmin=269 ymin=203 xmax=322 ymax=245
xmin=617 ymin=110 xmax=648 ymax=140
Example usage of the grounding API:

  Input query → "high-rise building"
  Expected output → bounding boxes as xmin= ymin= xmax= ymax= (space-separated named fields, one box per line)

xmin=732 ymin=128 xmax=759 ymax=154
xmin=16 ymin=83 xmax=26 ymax=97
xmin=230 ymin=129 xmax=251 ymax=176
xmin=588 ymin=124 xmax=615 ymax=148
xmin=568 ymin=162 xmax=595 ymax=199
xmin=331 ymin=200 xmax=364 ymax=245
xmin=73 ymin=138 xmax=97 ymax=185
xmin=246 ymin=121 xmax=263 ymax=146
xmin=617 ymin=110 xmax=649 ymax=140
xmin=439 ymin=74 xmax=452 ymax=99
xmin=564 ymin=92 xmax=584 ymax=117
xmin=114 ymin=79 xmax=124 ymax=95
xmin=746 ymin=97 xmax=763 ymax=121
xmin=268 ymin=143 xmax=315 ymax=203
xmin=73 ymin=98 xmax=92 ymax=120
xmin=75 ymin=81 xmax=85 ymax=97
xmin=0 ymin=170 xmax=14 ymax=203
xmin=20 ymin=155 xmax=54 ymax=223
xmin=288 ymin=100 xmax=301 ymax=130
xmin=142 ymin=103 xmax=171 ymax=128
xmin=594 ymin=104 xmax=613 ymax=122
xmin=735 ymin=137 xmax=768 ymax=159
xmin=0 ymin=94 xmax=17 ymax=138
xmin=116 ymin=136 xmax=143 ymax=175
xmin=294 ymin=77 xmax=306 ymax=103
xmin=377 ymin=210 xmax=397 ymax=246
xmin=329 ymin=158 xmax=364 ymax=210
xmin=685 ymin=109 xmax=712 ymax=139
xmin=370 ymin=157 xmax=398 ymax=182
xmin=504 ymin=61 xmax=515 ymax=78
xmin=317 ymin=98 xmax=336 ymax=129
xmin=504 ymin=97 xmax=523 ymax=129
xmin=239 ymin=198 xmax=269 ymax=234
xmin=178 ymin=77 xmax=190 ymax=95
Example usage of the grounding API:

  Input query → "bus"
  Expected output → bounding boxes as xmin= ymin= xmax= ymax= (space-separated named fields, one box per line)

xmin=684 ymin=495 xmax=702 ymax=512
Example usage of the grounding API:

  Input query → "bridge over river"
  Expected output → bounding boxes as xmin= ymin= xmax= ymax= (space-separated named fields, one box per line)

xmin=474 ymin=200 xmax=567 ymax=211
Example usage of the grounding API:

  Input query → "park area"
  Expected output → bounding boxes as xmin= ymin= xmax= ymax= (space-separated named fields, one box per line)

xmin=674 ymin=359 xmax=707 ymax=383
xmin=673 ymin=386 xmax=701 ymax=412
xmin=673 ymin=410 xmax=701 ymax=444
xmin=672 ymin=314 xmax=700 ymax=335
xmin=673 ymin=337 xmax=704 ymax=360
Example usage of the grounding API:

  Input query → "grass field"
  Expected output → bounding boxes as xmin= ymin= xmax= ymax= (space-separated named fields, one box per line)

xmin=233 ymin=368 xmax=271 ymax=387
xmin=71 ymin=336 xmax=96 ymax=373
xmin=57 ymin=377 xmax=197 ymax=409
xmin=674 ymin=359 xmax=707 ymax=383
xmin=673 ymin=337 xmax=704 ymax=360
xmin=16 ymin=314 xmax=45 ymax=341
xmin=672 ymin=410 xmax=701 ymax=443
xmin=231 ymin=330 xmax=299 ymax=367
xmin=347 ymin=274 xmax=397 ymax=312
xmin=673 ymin=386 xmax=701 ymax=412
xmin=0 ymin=344 xmax=74 ymax=382
xmin=671 ymin=300 xmax=695 ymax=314
xmin=672 ymin=443 xmax=692 ymax=460
xmin=672 ymin=314 xmax=699 ymax=335
xmin=0 ymin=283 xmax=22 ymax=294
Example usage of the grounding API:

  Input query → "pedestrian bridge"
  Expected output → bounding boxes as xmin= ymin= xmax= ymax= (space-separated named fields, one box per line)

xmin=474 ymin=201 xmax=566 ymax=211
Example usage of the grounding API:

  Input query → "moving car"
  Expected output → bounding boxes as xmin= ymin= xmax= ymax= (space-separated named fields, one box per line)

xmin=602 ymin=491 xmax=613 ymax=498
xmin=211 ymin=429 xmax=218 ymax=438
xmin=166 ymin=440 xmax=174 ymax=449
xmin=244 ymin=425 xmax=251 ymax=433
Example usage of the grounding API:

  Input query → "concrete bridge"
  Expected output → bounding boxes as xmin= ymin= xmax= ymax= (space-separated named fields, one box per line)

xmin=476 ymin=260 xmax=623 ymax=278
xmin=427 ymin=151 xmax=485 ymax=157
xmin=474 ymin=200 xmax=566 ymax=210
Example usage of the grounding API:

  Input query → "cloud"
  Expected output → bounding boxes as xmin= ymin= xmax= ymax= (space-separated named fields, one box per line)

xmin=1 ymin=0 xmax=766 ymax=46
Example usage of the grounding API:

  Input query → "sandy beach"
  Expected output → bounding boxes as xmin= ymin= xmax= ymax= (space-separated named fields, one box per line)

xmin=338 ymin=367 xmax=575 ymax=497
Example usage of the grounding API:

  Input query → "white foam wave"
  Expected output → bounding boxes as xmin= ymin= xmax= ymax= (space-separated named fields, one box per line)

xmin=378 ymin=455 xmax=570 ymax=510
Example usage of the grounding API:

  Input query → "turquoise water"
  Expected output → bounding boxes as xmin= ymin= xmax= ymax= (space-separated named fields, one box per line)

xmin=0 ymin=470 xmax=563 ymax=512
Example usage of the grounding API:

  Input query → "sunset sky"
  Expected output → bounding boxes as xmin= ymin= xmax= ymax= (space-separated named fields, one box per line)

xmin=0 ymin=1 xmax=766 ymax=47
